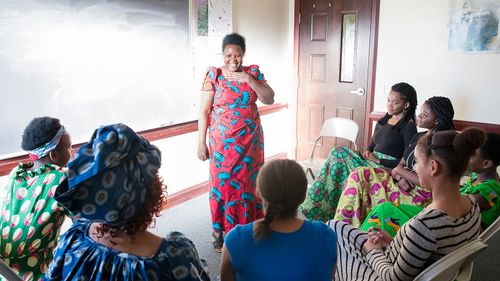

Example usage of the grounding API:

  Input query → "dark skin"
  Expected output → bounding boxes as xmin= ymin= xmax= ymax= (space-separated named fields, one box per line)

xmin=391 ymin=101 xmax=442 ymax=192
xmin=29 ymin=133 xmax=73 ymax=171
xmin=362 ymin=91 xmax=409 ymax=163
xmin=466 ymin=148 xmax=500 ymax=211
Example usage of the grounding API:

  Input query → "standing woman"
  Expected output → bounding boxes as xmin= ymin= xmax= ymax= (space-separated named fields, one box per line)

xmin=198 ymin=33 xmax=275 ymax=252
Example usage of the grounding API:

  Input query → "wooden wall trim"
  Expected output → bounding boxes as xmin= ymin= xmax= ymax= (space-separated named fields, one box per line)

xmin=163 ymin=151 xmax=288 ymax=210
xmin=363 ymin=0 xmax=381 ymax=150
xmin=369 ymin=111 xmax=500 ymax=135
xmin=0 ymin=103 xmax=288 ymax=176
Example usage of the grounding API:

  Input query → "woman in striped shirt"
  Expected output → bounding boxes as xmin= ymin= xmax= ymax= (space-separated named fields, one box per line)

xmin=332 ymin=127 xmax=486 ymax=281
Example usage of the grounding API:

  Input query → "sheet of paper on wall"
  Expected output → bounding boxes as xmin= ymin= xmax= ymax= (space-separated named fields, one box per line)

xmin=208 ymin=0 xmax=233 ymax=54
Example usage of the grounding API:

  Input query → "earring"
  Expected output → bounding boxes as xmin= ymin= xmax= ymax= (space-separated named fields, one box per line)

xmin=49 ymin=151 xmax=56 ymax=162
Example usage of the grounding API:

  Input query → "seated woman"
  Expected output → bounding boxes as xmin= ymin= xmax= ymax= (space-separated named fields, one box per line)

xmin=331 ymin=128 xmax=485 ymax=281
xmin=334 ymin=97 xmax=455 ymax=228
xmin=220 ymin=159 xmax=337 ymax=281
xmin=302 ymin=82 xmax=418 ymax=221
xmin=362 ymin=131 xmax=500 ymax=236
xmin=0 ymin=117 xmax=72 ymax=281
xmin=460 ymin=132 xmax=500 ymax=229
xmin=44 ymin=124 xmax=210 ymax=281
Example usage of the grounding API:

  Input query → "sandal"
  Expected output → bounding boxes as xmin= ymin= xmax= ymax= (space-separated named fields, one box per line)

xmin=212 ymin=232 xmax=224 ymax=253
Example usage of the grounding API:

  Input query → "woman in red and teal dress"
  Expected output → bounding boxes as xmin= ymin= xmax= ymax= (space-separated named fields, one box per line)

xmin=197 ymin=33 xmax=275 ymax=252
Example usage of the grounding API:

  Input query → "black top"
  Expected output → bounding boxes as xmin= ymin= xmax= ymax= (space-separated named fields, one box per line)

xmin=368 ymin=120 xmax=417 ymax=168
xmin=402 ymin=131 xmax=426 ymax=171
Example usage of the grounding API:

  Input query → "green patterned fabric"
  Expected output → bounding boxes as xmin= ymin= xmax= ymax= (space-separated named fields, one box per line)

xmin=0 ymin=164 xmax=68 ymax=281
xmin=300 ymin=146 xmax=395 ymax=222
xmin=460 ymin=173 xmax=500 ymax=228
xmin=360 ymin=202 xmax=423 ymax=237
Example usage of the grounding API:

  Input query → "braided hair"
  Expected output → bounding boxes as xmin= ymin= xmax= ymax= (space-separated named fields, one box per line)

xmin=426 ymin=96 xmax=455 ymax=131
xmin=379 ymin=82 xmax=418 ymax=132
xmin=253 ymin=159 xmax=307 ymax=241
xmin=222 ymin=33 xmax=246 ymax=54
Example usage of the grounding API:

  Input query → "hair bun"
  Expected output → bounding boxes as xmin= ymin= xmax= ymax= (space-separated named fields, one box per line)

xmin=453 ymin=127 xmax=486 ymax=158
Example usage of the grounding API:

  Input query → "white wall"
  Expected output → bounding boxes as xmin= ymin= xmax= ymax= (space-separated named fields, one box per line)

xmin=374 ymin=0 xmax=500 ymax=124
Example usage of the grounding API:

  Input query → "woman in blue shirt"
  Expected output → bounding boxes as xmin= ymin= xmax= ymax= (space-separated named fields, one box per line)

xmin=220 ymin=159 xmax=337 ymax=281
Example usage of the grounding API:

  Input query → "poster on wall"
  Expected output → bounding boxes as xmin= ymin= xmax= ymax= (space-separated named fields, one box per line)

xmin=449 ymin=0 xmax=500 ymax=53
xmin=208 ymin=0 xmax=233 ymax=53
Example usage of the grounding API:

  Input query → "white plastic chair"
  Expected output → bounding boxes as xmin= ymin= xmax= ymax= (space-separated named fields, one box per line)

xmin=298 ymin=117 xmax=359 ymax=180
xmin=413 ymin=240 xmax=488 ymax=281
xmin=479 ymin=214 xmax=500 ymax=242
xmin=0 ymin=259 xmax=22 ymax=281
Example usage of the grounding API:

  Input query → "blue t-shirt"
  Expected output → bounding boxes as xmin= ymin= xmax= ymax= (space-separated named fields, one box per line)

xmin=225 ymin=220 xmax=337 ymax=281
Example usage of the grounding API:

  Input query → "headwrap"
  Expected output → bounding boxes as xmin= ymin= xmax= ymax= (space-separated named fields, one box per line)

xmin=55 ymin=123 xmax=161 ymax=225
xmin=28 ymin=126 xmax=66 ymax=160
xmin=426 ymin=96 xmax=455 ymax=131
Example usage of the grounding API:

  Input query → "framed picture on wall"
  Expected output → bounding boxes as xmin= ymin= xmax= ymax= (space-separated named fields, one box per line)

xmin=449 ymin=0 xmax=500 ymax=53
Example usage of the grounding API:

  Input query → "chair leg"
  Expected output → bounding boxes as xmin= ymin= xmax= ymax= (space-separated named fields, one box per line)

xmin=306 ymin=168 xmax=316 ymax=181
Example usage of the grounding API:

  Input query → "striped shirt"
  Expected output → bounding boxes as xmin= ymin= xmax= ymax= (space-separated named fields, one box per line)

xmin=333 ymin=197 xmax=481 ymax=281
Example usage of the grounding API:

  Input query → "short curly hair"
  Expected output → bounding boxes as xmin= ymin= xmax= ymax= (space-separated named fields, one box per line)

xmin=94 ymin=173 xmax=168 ymax=240
xmin=222 ymin=33 xmax=246 ymax=53
xmin=21 ymin=117 xmax=62 ymax=151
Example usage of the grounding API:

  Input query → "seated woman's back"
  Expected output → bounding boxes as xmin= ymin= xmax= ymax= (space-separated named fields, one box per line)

xmin=44 ymin=124 xmax=210 ymax=281
xmin=221 ymin=159 xmax=337 ymax=281
xmin=46 ymin=219 xmax=208 ymax=281
xmin=225 ymin=220 xmax=336 ymax=281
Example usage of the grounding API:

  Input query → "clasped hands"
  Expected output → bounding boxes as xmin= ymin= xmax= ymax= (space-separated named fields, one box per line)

xmin=391 ymin=163 xmax=414 ymax=192
xmin=362 ymin=227 xmax=393 ymax=255
xmin=362 ymin=150 xmax=380 ymax=164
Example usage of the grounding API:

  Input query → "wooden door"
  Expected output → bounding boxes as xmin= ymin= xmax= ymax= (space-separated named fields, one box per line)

xmin=296 ymin=0 xmax=377 ymax=160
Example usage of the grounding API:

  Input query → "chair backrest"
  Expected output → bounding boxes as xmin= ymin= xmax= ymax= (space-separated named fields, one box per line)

xmin=0 ymin=259 xmax=22 ymax=281
xmin=479 ymin=215 xmax=500 ymax=242
xmin=315 ymin=117 xmax=359 ymax=152
xmin=413 ymin=240 xmax=487 ymax=281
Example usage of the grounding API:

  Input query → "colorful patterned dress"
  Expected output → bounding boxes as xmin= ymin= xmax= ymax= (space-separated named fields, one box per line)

xmin=204 ymin=65 xmax=265 ymax=234
xmin=300 ymin=147 xmax=395 ymax=222
xmin=333 ymin=132 xmax=432 ymax=227
xmin=460 ymin=173 xmax=500 ymax=228
xmin=0 ymin=163 xmax=68 ymax=281
xmin=44 ymin=220 xmax=210 ymax=281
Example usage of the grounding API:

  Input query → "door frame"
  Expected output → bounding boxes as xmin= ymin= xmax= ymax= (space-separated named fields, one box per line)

xmin=292 ymin=0 xmax=381 ymax=157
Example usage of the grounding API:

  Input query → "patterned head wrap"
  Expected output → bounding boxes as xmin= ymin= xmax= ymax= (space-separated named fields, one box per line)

xmin=55 ymin=123 xmax=161 ymax=225
xmin=426 ymin=96 xmax=455 ymax=131
xmin=28 ymin=126 xmax=66 ymax=161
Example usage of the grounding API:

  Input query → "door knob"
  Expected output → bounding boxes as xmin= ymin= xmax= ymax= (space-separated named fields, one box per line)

xmin=350 ymin=87 xmax=365 ymax=96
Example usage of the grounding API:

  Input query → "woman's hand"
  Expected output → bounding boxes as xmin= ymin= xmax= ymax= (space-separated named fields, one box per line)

xmin=366 ymin=152 xmax=380 ymax=163
xmin=225 ymin=71 xmax=252 ymax=83
xmin=397 ymin=178 xmax=414 ymax=192
xmin=363 ymin=227 xmax=393 ymax=254
xmin=391 ymin=163 xmax=404 ymax=180
xmin=197 ymin=143 xmax=209 ymax=161
xmin=362 ymin=150 xmax=371 ymax=159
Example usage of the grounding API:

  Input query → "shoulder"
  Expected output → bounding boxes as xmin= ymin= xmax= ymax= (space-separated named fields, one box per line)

xmin=306 ymin=220 xmax=337 ymax=238
xmin=402 ymin=119 xmax=417 ymax=130
xmin=245 ymin=65 xmax=265 ymax=81
xmin=166 ymin=231 xmax=197 ymax=250
xmin=226 ymin=223 xmax=252 ymax=242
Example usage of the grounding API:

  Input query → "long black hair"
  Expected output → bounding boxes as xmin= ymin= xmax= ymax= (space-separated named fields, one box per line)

xmin=425 ymin=96 xmax=455 ymax=131
xmin=378 ymin=82 xmax=418 ymax=132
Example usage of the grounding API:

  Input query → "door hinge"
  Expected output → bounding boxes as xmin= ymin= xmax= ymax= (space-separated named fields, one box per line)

xmin=299 ymin=12 xmax=301 ymax=24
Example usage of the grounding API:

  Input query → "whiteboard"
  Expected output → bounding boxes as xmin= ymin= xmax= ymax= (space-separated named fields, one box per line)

xmin=0 ymin=0 xmax=192 ymax=156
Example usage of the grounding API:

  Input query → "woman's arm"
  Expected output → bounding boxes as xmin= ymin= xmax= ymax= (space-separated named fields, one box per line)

xmin=392 ymin=160 xmax=420 ymax=187
xmin=224 ymin=71 xmax=275 ymax=104
xmin=198 ymin=91 xmax=214 ymax=161
xmin=365 ymin=219 xmax=436 ymax=281
xmin=220 ymin=244 xmax=237 ymax=281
